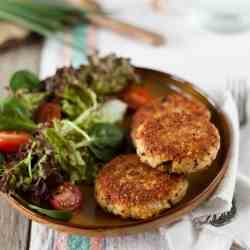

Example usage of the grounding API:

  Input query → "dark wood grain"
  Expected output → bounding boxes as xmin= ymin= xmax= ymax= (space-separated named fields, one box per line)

xmin=0 ymin=43 xmax=42 ymax=250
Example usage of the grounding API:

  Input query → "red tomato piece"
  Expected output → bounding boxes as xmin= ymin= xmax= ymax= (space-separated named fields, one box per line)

xmin=0 ymin=132 xmax=31 ymax=153
xmin=35 ymin=102 xmax=61 ymax=124
xmin=49 ymin=182 xmax=83 ymax=211
xmin=120 ymin=85 xmax=153 ymax=109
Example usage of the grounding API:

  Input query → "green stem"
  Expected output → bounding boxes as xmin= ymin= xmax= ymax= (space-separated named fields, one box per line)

xmin=0 ymin=3 xmax=65 ymax=30
xmin=74 ymin=106 xmax=99 ymax=125
xmin=0 ymin=9 xmax=86 ymax=53
xmin=63 ymin=120 xmax=91 ymax=141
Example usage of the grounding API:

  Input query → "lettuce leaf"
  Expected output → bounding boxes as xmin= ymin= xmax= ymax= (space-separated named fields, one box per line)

xmin=88 ymin=123 xmax=124 ymax=162
xmin=0 ymin=97 xmax=37 ymax=132
xmin=77 ymin=54 xmax=139 ymax=95
xmin=74 ymin=99 xmax=127 ymax=129
xmin=43 ymin=119 xmax=124 ymax=183
xmin=43 ymin=54 xmax=139 ymax=97
xmin=43 ymin=121 xmax=97 ymax=183
xmin=17 ymin=90 xmax=50 ymax=113
xmin=58 ymin=85 xmax=98 ymax=120
xmin=10 ymin=70 xmax=40 ymax=93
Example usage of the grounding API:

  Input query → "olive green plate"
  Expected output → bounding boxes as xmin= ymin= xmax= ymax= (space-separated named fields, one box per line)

xmin=5 ymin=67 xmax=234 ymax=237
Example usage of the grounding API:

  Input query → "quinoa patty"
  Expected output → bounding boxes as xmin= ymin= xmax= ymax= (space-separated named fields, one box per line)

xmin=132 ymin=93 xmax=211 ymax=133
xmin=134 ymin=112 xmax=220 ymax=174
xmin=95 ymin=154 xmax=188 ymax=220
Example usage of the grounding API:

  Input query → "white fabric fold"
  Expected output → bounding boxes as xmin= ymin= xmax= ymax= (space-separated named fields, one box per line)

xmin=160 ymin=174 xmax=250 ymax=250
xmin=191 ymin=91 xmax=239 ymax=218
xmin=194 ymin=226 xmax=233 ymax=250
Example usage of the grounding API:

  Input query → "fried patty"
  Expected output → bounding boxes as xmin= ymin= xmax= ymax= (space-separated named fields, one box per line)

xmin=134 ymin=112 xmax=220 ymax=174
xmin=95 ymin=154 xmax=188 ymax=220
xmin=132 ymin=93 xmax=211 ymax=133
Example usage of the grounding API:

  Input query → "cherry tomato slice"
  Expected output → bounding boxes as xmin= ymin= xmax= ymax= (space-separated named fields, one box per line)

xmin=49 ymin=182 xmax=83 ymax=211
xmin=35 ymin=102 xmax=61 ymax=124
xmin=120 ymin=85 xmax=153 ymax=109
xmin=0 ymin=132 xmax=31 ymax=153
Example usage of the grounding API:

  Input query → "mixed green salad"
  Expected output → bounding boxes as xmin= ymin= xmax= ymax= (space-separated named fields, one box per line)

xmin=0 ymin=54 xmax=143 ymax=220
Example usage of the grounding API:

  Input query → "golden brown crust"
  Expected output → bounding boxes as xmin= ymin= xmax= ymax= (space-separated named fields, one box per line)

xmin=132 ymin=93 xmax=211 ymax=133
xmin=95 ymin=154 xmax=188 ymax=219
xmin=96 ymin=154 xmax=184 ymax=205
xmin=134 ymin=112 xmax=220 ymax=173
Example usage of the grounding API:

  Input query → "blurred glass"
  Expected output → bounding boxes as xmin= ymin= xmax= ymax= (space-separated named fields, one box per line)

xmin=192 ymin=0 xmax=250 ymax=32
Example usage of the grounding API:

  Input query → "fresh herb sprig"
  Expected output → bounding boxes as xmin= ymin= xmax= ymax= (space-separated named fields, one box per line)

xmin=0 ymin=0 xmax=102 ymax=52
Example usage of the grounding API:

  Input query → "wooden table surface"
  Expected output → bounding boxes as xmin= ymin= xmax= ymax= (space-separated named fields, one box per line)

xmin=0 ymin=43 xmax=42 ymax=250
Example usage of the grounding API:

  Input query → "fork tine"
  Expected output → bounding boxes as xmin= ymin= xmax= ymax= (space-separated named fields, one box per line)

xmin=242 ymin=81 xmax=248 ymax=125
xmin=239 ymin=81 xmax=244 ymax=124
xmin=227 ymin=77 xmax=248 ymax=126
xmin=238 ymin=80 xmax=243 ymax=124
xmin=239 ymin=79 xmax=248 ymax=125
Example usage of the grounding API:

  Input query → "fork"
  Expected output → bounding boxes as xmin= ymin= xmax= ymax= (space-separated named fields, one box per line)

xmin=208 ymin=78 xmax=248 ymax=227
xmin=228 ymin=78 xmax=248 ymax=126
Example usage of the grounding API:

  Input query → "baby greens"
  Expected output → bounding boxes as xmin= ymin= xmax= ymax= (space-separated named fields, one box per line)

xmin=0 ymin=135 xmax=62 ymax=195
xmin=10 ymin=70 xmax=40 ymax=93
xmin=43 ymin=122 xmax=92 ymax=183
xmin=14 ymin=194 xmax=72 ymax=221
xmin=17 ymin=91 xmax=50 ymax=113
xmin=77 ymin=54 xmax=140 ymax=95
xmin=0 ymin=153 xmax=4 ymax=176
xmin=0 ymin=97 xmax=37 ymax=131
xmin=59 ymin=85 xmax=98 ymax=120
xmin=43 ymin=120 xmax=124 ymax=183
xmin=0 ymin=53 xmax=136 ymax=221
xmin=10 ymin=70 xmax=48 ymax=113
xmin=28 ymin=204 xmax=72 ymax=221
xmin=88 ymin=123 xmax=124 ymax=162
xmin=43 ymin=54 xmax=139 ymax=97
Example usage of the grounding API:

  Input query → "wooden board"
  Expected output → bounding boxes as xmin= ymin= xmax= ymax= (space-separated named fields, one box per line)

xmin=0 ymin=43 xmax=42 ymax=250
xmin=0 ymin=198 xmax=31 ymax=250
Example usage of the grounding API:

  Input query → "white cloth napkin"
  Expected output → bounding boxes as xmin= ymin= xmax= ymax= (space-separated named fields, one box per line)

xmin=192 ymin=91 xmax=239 ymax=218
xmin=161 ymin=173 xmax=250 ymax=250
